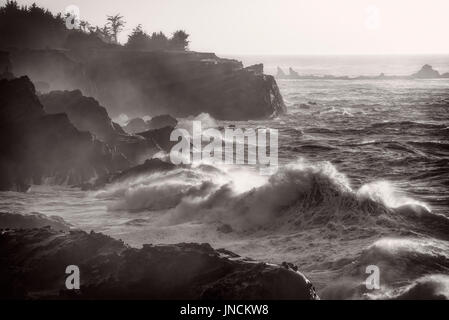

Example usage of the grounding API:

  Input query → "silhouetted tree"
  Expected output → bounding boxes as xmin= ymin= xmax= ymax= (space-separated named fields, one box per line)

xmin=106 ymin=14 xmax=125 ymax=44
xmin=125 ymin=24 xmax=151 ymax=50
xmin=0 ymin=2 xmax=190 ymax=52
xmin=150 ymin=32 xmax=169 ymax=50
xmin=170 ymin=30 xmax=189 ymax=50
xmin=95 ymin=25 xmax=113 ymax=43
xmin=0 ymin=1 xmax=68 ymax=49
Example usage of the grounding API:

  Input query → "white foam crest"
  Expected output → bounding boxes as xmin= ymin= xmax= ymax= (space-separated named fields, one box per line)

xmin=367 ymin=237 xmax=449 ymax=259
xmin=356 ymin=180 xmax=431 ymax=212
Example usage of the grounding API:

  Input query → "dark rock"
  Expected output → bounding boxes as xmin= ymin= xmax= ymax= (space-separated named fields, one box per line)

xmin=0 ymin=76 xmax=129 ymax=191
xmin=244 ymin=63 xmax=264 ymax=75
xmin=39 ymin=90 xmax=160 ymax=165
xmin=412 ymin=64 xmax=440 ymax=79
xmin=0 ymin=227 xmax=318 ymax=300
xmin=146 ymin=114 xmax=178 ymax=130
xmin=0 ymin=51 xmax=13 ymax=80
xmin=123 ymin=117 xmax=148 ymax=134
xmin=217 ymin=224 xmax=233 ymax=234
xmin=39 ymin=90 xmax=125 ymax=142
xmin=136 ymin=126 xmax=176 ymax=152
xmin=0 ymin=212 xmax=70 ymax=231
xmin=110 ymin=158 xmax=176 ymax=183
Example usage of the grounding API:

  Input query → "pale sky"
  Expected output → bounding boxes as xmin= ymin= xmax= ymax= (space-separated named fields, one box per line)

xmin=10 ymin=0 xmax=449 ymax=55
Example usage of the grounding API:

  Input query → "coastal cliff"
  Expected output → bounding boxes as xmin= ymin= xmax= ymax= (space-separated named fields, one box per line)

xmin=9 ymin=49 xmax=286 ymax=120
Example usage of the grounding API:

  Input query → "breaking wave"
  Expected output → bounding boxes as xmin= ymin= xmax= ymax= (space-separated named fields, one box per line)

xmin=95 ymin=158 xmax=435 ymax=232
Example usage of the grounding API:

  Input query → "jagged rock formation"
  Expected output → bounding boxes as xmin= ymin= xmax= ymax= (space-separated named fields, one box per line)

xmin=0 ymin=226 xmax=318 ymax=300
xmin=412 ymin=64 xmax=440 ymax=79
xmin=39 ymin=90 xmax=162 ymax=165
xmin=39 ymin=90 xmax=125 ymax=142
xmin=8 ymin=49 xmax=286 ymax=120
xmin=0 ymin=76 xmax=129 ymax=191
xmin=146 ymin=114 xmax=178 ymax=130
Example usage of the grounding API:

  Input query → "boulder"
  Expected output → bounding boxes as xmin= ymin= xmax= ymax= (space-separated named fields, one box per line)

xmin=0 ymin=226 xmax=318 ymax=300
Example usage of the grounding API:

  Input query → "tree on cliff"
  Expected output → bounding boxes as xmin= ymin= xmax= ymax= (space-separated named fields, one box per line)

xmin=150 ymin=31 xmax=169 ymax=50
xmin=106 ymin=14 xmax=125 ymax=44
xmin=0 ymin=1 xmax=67 ymax=49
xmin=126 ymin=24 xmax=151 ymax=50
xmin=170 ymin=30 xmax=189 ymax=51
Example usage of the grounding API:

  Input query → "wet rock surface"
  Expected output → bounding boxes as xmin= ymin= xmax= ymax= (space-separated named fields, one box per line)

xmin=0 ymin=225 xmax=318 ymax=300
xmin=0 ymin=76 xmax=129 ymax=191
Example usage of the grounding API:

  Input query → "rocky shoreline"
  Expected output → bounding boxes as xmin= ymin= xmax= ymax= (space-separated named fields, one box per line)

xmin=0 ymin=212 xmax=318 ymax=300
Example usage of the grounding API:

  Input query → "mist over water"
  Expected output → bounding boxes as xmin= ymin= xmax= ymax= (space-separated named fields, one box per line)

xmin=1 ymin=55 xmax=449 ymax=299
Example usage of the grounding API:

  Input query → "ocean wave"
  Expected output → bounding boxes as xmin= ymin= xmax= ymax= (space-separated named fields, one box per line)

xmin=321 ymin=237 xmax=449 ymax=300
xmin=95 ymin=158 xmax=436 ymax=234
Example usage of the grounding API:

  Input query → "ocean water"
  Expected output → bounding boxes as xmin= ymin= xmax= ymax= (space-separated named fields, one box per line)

xmin=1 ymin=55 xmax=449 ymax=299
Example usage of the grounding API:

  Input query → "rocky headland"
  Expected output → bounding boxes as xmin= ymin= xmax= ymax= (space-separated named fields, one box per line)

xmin=8 ymin=49 xmax=286 ymax=120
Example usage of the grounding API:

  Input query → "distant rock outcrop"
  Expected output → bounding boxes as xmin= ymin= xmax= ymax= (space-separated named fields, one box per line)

xmin=123 ymin=117 xmax=149 ymax=134
xmin=0 ymin=76 xmax=129 ymax=191
xmin=0 ymin=226 xmax=318 ymax=299
xmin=411 ymin=64 xmax=440 ymax=79
xmin=276 ymin=66 xmax=286 ymax=78
xmin=289 ymin=67 xmax=299 ymax=78
xmin=275 ymin=64 xmax=448 ymax=80
xmin=146 ymin=114 xmax=178 ymax=130
xmin=8 ymin=49 xmax=286 ymax=120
